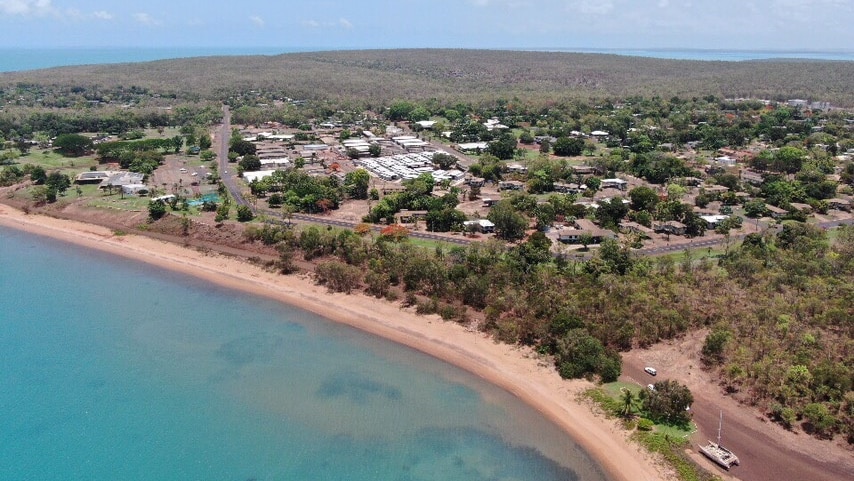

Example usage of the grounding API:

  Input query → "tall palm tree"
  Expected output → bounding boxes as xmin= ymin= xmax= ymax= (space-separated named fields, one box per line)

xmin=621 ymin=388 xmax=638 ymax=417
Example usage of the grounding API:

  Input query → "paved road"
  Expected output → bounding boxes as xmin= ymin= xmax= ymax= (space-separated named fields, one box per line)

xmin=216 ymin=106 xmax=250 ymax=210
xmin=621 ymin=362 xmax=850 ymax=481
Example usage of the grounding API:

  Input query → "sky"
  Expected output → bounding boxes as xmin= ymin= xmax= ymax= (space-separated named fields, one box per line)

xmin=1 ymin=0 xmax=852 ymax=51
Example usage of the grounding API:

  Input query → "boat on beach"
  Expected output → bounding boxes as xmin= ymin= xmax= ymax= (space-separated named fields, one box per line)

xmin=700 ymin=411 xmax=739 ymax=470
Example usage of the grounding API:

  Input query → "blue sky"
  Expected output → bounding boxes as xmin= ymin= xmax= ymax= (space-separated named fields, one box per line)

xmin=1 ymin=0 xmax=852 ymax=51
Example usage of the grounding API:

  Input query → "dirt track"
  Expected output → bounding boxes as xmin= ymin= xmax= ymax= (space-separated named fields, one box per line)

xmin=622 ymin=332 xmax=853 ymax=481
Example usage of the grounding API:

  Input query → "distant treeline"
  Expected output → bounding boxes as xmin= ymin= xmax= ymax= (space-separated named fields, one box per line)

xmin=1 ymin=49 xmax=853 ymax=107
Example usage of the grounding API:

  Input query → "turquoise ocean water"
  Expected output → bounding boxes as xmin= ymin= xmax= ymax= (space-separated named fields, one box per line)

xmin=1 ymin=46 xmax=851 ymax=72
xmin=0 ymin=226 xmax=608 ymax=481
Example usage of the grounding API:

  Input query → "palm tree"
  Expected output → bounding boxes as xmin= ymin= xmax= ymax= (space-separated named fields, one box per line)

xmin=621 ymin=388 xmax=638 ymax=417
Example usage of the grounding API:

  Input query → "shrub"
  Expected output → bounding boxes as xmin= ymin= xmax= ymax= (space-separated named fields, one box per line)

xmin=637 ymin=418 xmax=655 ymax=431
xmin=314 ymin=260 xmax=362 ymax=294
xmin=148 ymin=199 xmax=167 ymax=221
xmin=236 ymin=205 xmax=254 ymax=222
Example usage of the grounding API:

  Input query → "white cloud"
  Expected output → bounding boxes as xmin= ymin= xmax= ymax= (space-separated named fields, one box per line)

xmin=249 ymin=15 xmax=264 ymax=27
xmin=0 ymin=0 xmax=56 ymax=16
xmin=302 ymin=18 xmax=355 ymax=29
xmin=92 ymin=10 xmax=112 ymax=20
xmin=570 ymin=0 xmax=614 ymax=15
xmin=134 ymin=12 xmax=162 ymax=26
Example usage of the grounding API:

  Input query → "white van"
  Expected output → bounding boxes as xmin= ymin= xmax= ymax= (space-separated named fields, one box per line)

xmin=179 ymin=168 xmax=188 ymax=173
xmin=644 ymin=367 xmax=657 ymax=376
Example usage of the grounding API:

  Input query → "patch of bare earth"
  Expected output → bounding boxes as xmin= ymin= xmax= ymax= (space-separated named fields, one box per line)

xmin=622 ymin=331 xmax=853 ymax=481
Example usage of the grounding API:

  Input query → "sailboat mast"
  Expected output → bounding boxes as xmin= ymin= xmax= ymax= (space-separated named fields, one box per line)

xmin=717 ymin=411 xmax=723 ymax=445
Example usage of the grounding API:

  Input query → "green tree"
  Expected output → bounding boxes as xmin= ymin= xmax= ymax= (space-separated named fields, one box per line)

xmin=200 ymin=150 xmax=216 ymax=162
xmin=229 ymin=139 xmax=257 ymax=157
xmin=645 ymin=379 xmax=693 ymax=425
xmin=45 ymin=171 xmax=71 ymax=195
xmin=236 ymin=205 xmax=254 ymax=222
xmin=744 ymin=199 xmax=768 ymax=218
xmin=701 ymin=327 xmax=731 ymax=366
xmin=555 ymin=328 xmax=621 ymax=382
xmin=487 ymin=200 xmax=528 ymax=241
xmin=596 ymin=197 xmax=628 ymax=229
xmin=26 ymin=165 xmax=47 ymax=184
xmin=198 ymin=132 xmax=212 ymax=150
xmin=621 ymin=389 xmax=640 ymax=417
xmin=552 ymin=137 xmax=584 ymax=157
xmin=802 ymin=403 xmax=837 ymax=438
xmin=53 ymin=134 xmax=93 ymax=157
xmin=344 ymin=168 xmax=371 ymax=200
xmin=486 ymin=132 xmax=518 ymax=160
xmin=409 ymin=106 xmax=431 ymax=122
xmin=629 ymin=186 xmax=660 ymax=212
xmin=148 ymin=200 xmax=167 ymax=221
xmin=238 ymin=154 xmax=261 ymax=172
xmin=368 ymin=143 xmax=382 ymax=157
xmin=432 ymin=152 xmax=458 ymax=170
xmin=388 ymin=101 xmax=415 ymax=121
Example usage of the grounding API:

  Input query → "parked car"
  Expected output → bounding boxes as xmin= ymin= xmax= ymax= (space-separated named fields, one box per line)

xmin=644 ymin=367 xmax=657 ymax=376
xmin=647 ymin=384 xmax=656 ymax=391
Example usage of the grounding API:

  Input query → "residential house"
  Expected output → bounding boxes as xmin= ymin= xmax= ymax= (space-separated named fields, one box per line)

xmin=99 ymin=172 xmax=145 ymax=190
xmin=619 ymin=220 xmax=654 ymax=238
xmin=395 ymin=210 xmax=429 ymax=224
xmin=765 ymin=204 xmax=788 ymax=219
xmin=699 ymin=214 xmax=729 ymax=229
xmin=498 ymin=180 xmax=525 ymax=191
xmin=75 ymin=171 xmax=111 ymax=184
xmin=464 ymin=177 xmax=486 ymax=188
xmin=557 ymin=218 xmax=616 ymax=244
xmin=553 ymin=182 xmax=586 ymax=194
xmin=571 ymin=165 xmax=597 ymax=175
xmin=654 ymin=221 xmax=687 ymax=236
xmin=463 ymin=219 xmax=495 ymax=234
xmin=506 ymin=163 xmax=528 ymax=174
xmin=601 ymin=178 xmax=628 ymax=191
xmin=121 ymin=184 xmax=149 ymax=196
xmin=740 ymin=169 xmax=764 ymax=185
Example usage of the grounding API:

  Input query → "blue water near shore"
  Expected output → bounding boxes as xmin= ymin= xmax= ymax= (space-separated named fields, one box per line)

xmin=1 ymin=46 xmax=851 ymax=72
xmin=0 ymin=226 xmax=608 ymax=481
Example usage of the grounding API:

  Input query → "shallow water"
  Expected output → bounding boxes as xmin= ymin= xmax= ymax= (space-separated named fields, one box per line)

xmin=0 ymin=226 xmax=609 ymax=481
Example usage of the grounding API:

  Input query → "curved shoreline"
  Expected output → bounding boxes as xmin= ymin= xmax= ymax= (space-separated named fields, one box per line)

xmin=0 ymin=205 xmax=668 ymax=481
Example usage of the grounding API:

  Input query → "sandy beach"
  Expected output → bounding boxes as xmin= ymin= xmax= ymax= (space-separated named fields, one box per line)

xmin=0 ymin=205 xmax=669 ymax=481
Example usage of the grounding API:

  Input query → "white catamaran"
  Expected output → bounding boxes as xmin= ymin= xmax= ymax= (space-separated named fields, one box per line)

xmin=700 ymin=411 xmax=740 ymax=470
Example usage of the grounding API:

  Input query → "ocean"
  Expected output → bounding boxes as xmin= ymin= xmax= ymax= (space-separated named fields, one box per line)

xmin=0 ymin=226 xmax=608 ymax=481
xmin=1 ymin=46 xmax=851 ymax=72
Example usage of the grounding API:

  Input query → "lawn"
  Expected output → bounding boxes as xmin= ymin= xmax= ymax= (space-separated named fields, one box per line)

xmin=17 ymin=149 xmax=99 ymax=172
xmin=406 ymin=235 xmax=461 ymax=251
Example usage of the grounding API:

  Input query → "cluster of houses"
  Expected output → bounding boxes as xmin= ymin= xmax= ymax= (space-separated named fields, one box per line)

xmin=355 ymin=152 xmax=464 ymax=182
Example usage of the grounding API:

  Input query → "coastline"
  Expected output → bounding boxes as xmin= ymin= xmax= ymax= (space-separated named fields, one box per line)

xmin=0 ymin=205 xmax=669 ymax=481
